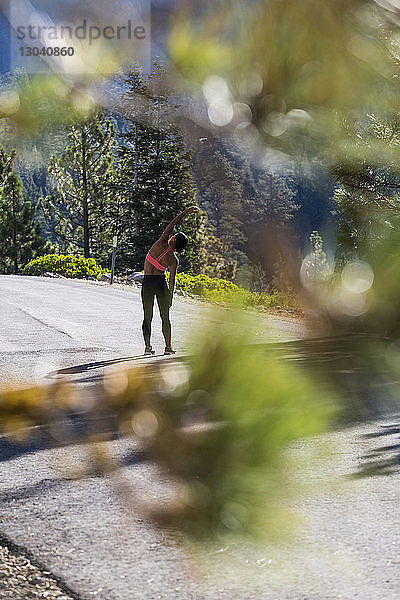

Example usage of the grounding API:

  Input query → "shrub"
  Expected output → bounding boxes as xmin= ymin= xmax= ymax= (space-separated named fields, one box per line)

xmin=174 ymin=272 xmax=239 ymax=296
xmin=171 ymin=272 xmax=296 ymax=310
xmin=23 ymin=254 xmax=107 ymax=279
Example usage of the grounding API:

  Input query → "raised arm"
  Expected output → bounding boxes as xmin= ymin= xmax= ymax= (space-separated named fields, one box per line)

xmin=160 ymin=206 xmax=199 ymax=240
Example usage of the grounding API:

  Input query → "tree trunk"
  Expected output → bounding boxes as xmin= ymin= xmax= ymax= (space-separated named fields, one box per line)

xmin=81 ymin=126 xmax=90 ymax=258
xmin=155 ymin=100 xmax=161 ymax=216
xmin=12 ymin=187 xmax=18 ymax=274
xmin=134 ymin=123 xmax=140 ymax=235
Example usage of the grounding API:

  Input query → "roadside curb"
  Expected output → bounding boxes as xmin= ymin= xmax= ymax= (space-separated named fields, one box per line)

xmin=0 ymin=531 xmax=85 ymax=600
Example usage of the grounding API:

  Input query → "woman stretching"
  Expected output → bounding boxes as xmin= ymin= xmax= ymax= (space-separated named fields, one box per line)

xmin=142 ymin=206 xmax=199 ymax=355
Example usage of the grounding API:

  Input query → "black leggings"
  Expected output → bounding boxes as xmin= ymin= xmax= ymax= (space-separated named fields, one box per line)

xmin=141 ymin=275 xmax=171 ymax=348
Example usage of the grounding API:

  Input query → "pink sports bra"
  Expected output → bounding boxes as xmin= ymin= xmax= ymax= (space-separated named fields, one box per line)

xmin=145 ymin=245 xmax=173 ymax=272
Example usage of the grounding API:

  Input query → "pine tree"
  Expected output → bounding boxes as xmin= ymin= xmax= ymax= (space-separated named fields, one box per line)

xmin=197 ymin=223 xmax=237 ymax=280
xmin=0 ymin=146 xmax=48 ymax=274
xmin=116 ymin=63 xmax=201 ymax=274
xmin=332 ymin=114 xmax=400 ymax=257
xmin=0 ymin=145 xmax=15 ymax=186
xmin=41 ymin=113 xmax=117 ymax=263
xmin=193 ymin=137 xmax=298 ymax=286
xmin=300 ymin=230 xmax=331 ymax=289
xmin=193 ymin=139 xmax=245 ymax=279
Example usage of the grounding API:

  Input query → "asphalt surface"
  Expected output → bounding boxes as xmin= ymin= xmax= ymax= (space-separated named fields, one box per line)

xmin=0 ymin=275 xmax=399 ymax=600
xmin=0 ymin=275 xmax=305 ymax=386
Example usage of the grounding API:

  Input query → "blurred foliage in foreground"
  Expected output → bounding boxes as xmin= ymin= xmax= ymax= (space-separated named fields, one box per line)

xmin=2 ymin=0 xmax=400 ymax=552
xmin=299 ymin=218 xmax=400 ymax=419
xmin=0 ymin=323 xmax=335 ymax=545
xmin=168 ymin=0 xmax=400 ymax=153
xmin=166 ymin=0 xmax=400 ymax=303
xmin=332 ymin=113 xmax=400 ymax=257
xmin=308 ymin=219 xmax=400 ymax=341
xmin=0 ymin=72 xmax=96 ymax=135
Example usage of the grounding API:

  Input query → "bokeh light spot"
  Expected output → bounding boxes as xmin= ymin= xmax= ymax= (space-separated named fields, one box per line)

xmin=341 ymin=261 xmax=374 ymax=294
xmin=131 ymin=409 xmax=159 ymax=438
xmin=0 ymin=91 xmax=20 ymax=115
xmin=238 ymin=72 xmax=263 ymax=99
xmin=160 ymin=363 xmax=190 ymax=394
xmin=208 ymin=101 xmax=234 ymax=126
xmin=202 ymin=75 xmax=230 ymax=104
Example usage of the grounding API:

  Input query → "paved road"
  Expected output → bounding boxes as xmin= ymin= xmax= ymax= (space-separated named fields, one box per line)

xmin=0 ymin=275 xmax=305 ymax=386
xmin=0 ymin=276 xmax=399 ymax=600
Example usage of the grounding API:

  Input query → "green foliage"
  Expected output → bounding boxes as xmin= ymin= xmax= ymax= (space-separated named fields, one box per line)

xmin=197 ymin=224 xmax=237 ymax=281
xmin=364 ymin=221 xmax=400 ymax=340
xmin=193 ymin=137 xmax=297 ymax=284
xmin=172 ymin=271 xmax=295 ymax=309
xmin=174 ymin=272 xmax=239 ymax=295
xmin=0 ymin=322 xmax=335 ymax=545
xmin=146 ymin=324 xmax=335 ymax=541
xmin=0 ymin=145 xmax=48 ymax=274
xmin=41 ymin=113 xmax=117 ymax=262
xmin=321 ymin=216 xmax=400 ymax=341
xmin=168 ymin=1 xmax=398 ymax=154
xmin=116 ymin=63 xmax=202 ymax=274
xmin=23 ymin=254 xmax=106 ymax=279
xmin=0 ymin=71 xmax=99 ymax=135
xmin=300 ymin=230 xmax=332 ymax=290
xmin=194 ymin=142 xmax=245 ymax=268
xmin=332 ymin=114 xmax=400 ymax=257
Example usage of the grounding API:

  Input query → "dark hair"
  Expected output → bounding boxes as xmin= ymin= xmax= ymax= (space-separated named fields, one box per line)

xmin=174 ymin=232 xmax=188 ymax=252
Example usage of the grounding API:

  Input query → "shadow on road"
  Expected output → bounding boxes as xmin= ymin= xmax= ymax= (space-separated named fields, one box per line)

xmin=0 ymin=435 xmax=46 ymax=463
xmin=0 ymin=430 xmax=147 ymax=469
xmin=0 ymin=446 xmax=148 ymax=505
xmin=46 ymin=354 xmax=167 ymax=379
xmin=351 ymin=417 xmax=400 ymax=478
xmin=3 ymin=335 xmax=400 ymax=480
